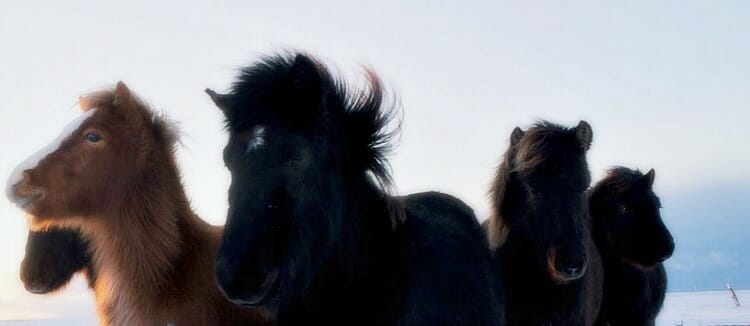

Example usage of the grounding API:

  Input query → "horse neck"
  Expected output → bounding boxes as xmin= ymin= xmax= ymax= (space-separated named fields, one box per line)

xmin=326 ymin=176 xmax=393 ymax=280
xmin=86 ymin=156 xmax=199 ymax=304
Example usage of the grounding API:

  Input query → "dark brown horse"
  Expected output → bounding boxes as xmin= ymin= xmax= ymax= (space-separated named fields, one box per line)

xmin=487 ymin=121 xmax=603 ymax=325
xmin=589 ymin=167 xmax=674 ymax=326
xmin=6 ymin=83 xmax=268 ymax=325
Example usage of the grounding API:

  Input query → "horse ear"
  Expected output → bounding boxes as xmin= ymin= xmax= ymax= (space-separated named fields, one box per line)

xmin=575 ymin=120 xmax=593 ymax=151
xmin=205 ymin=88 xmax=231 ymax=116
xmin=644 ymin=168 xmax=656 ymax=187
xmin=288 ymin=54 xmax=324 ymax=119
xmin=510 ymin=127 xmax=524 ymax=146
xmin=78 ymin=96 xmax=93 ymax=111
xmin=113 ymin=81 xmax=134 ymax=107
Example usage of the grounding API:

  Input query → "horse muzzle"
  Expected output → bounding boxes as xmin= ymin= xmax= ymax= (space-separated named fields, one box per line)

xmin=547 ymin=247 xmax=589 ymax=283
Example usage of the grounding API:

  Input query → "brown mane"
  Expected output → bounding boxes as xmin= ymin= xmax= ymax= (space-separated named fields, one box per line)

xmin=487 ymin=132 xmax=521 ymax=249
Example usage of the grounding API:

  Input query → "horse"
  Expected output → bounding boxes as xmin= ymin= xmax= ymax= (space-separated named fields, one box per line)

xmin=589 ymin=167 xmax=674 ymax=326
xmin=6 ymin=82 xmax=269 ymax=326
xmin=20 ymin=228 xmax=95 ymax=294
xmin=487 ymin=121 xmax=603 ymax=325
xmin=206 ymin=52 xmax=504 ymax=325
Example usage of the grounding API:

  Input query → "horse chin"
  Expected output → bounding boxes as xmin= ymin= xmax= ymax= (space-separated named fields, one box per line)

xmin=226 ymin=268 xmax=281 ymax=307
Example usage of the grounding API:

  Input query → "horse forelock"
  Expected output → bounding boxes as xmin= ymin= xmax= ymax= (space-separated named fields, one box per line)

xmin=224 ymin=51 xmax=327 ymax=132
xmin=226 ymin=52 xmax=403 ymax=226
xmin=594 ymin=167 xmax=646 ymax=196
xmin=513 ymin=121 xmax=580 ymax=175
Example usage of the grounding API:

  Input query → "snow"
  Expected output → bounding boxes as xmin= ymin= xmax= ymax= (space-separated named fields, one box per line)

xmin=657 ymin=290 xmax=750 ymax=326
xmin=0 ymin=290 xmax=748 ymax=325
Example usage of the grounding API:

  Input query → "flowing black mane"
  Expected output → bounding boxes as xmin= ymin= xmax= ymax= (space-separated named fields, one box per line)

xmin=221 ymin=53 xmax=398 ymax=190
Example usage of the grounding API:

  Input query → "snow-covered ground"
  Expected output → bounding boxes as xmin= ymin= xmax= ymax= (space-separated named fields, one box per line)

xmin=1 ymin=290 xmax=748 ymax=325
xmin=657 ymin=289 xmax=750 ymax=326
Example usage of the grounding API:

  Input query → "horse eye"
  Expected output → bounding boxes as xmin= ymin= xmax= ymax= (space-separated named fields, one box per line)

xmin=619 ymin=204 xmax=629 ymax=214
xmin=84 ymin=132 xmax=101 ymax=143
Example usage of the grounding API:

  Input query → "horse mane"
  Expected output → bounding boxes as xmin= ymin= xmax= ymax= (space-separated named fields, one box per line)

xmin=225 ymin=52 xmax=400 ymax=192
xmin=487 ymin=134 xmax=522 ymax=249
xmin=514 ymin=121 xmax=579 ymax=174
xmin=79 ymin=87 xmax=180 ymax=151
xmin=590 ymin=167 xmax=646 ymax=196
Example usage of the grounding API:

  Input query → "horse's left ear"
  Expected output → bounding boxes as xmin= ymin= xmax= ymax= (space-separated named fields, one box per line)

xmin=510 ymin=127 xmax=525 ymax=146
xmin=644 ymin=168 xmax=656 ymax=187
xmin=575 ymin=120 xmax=593 ymax=151
xmin=205 ymin=88 xmax=231 ymax=116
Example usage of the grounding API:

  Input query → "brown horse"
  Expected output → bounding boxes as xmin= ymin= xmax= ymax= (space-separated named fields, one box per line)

xmin=6 ymin=82 xmax=269 ymax=326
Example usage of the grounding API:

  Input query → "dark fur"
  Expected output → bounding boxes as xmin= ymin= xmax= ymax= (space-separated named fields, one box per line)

xmin=589 ymin=167 xmax=674 ymax=326
xmin=210 ymin=52 xmax=504 ymax=325
xmin=20 ymin=228 xmax=95 ymax=293
xmin=487 ymin=122 xmax=602 ymax=325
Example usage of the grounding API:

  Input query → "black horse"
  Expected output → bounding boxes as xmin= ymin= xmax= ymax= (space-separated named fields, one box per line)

xmin=20 ymin=228 xmax=94 ymax=293
xmin=207 ymin=52 xmax=504 ymax=325
xmin=589 ymin=167 xmax=674 ymax=326
xmin=487 ymin=122 xmax=602 ymax=325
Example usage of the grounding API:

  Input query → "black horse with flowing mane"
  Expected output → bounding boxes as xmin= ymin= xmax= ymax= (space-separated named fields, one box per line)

xmin=207 ymin=52 xmax=504 ymax=325
xmin=589 ymin=167 xmax=674 ymax=326
xmin=20 ymin=228 xmax=94 ymax=294
xmin=487 ymin=121 xmax=602 ymax=325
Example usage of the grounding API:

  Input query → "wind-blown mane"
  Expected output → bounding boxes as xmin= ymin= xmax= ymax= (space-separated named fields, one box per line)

xmin=487 ymin=129 xmax=522 ymax=248
xmin=224 ymin=53 xmax=398 ymax=190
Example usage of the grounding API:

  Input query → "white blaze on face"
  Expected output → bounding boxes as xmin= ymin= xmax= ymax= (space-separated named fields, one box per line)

xmin=246 ymin=126 xmax=266 ymax=152
xmin=5 ymin=109 xmax=98 ymax=203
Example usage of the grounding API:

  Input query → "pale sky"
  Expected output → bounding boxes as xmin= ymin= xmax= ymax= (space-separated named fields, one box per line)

xmin=1 ymin=1 xmax=749 ymax=321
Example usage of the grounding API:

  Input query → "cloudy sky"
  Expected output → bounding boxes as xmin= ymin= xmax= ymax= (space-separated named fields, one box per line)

xmin=1 ymin=0 xmax=749 ymax=321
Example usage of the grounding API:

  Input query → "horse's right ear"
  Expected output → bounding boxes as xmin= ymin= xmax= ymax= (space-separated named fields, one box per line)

xmin=644 ymin=168 xmax=656 ymax=187
xmin=575 ymin=120 xmax=593 ymax=151
xmin=510 ymin=127 xmax=525 ymax=146
xmin=205 ymin=88 xmax=231 ymax=115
